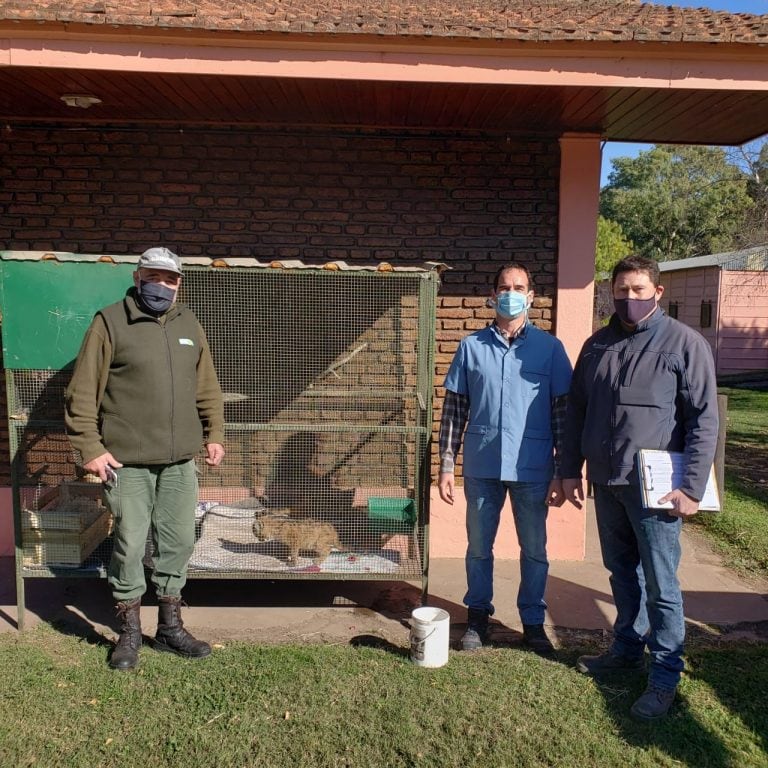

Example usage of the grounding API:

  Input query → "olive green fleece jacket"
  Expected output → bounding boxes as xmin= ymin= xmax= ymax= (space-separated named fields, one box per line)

xmin=65 ymin=289 xmax=225 ymax=465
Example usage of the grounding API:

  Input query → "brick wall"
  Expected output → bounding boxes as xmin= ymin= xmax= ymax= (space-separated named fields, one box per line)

xmin=0 ymin=124 xmax=560 ymax=483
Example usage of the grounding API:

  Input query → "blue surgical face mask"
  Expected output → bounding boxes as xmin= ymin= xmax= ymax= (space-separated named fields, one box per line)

xmin=493 ymin=291 xmax=529 ymax=320
xmin=137 ymin=280 xmax=176 ymax=315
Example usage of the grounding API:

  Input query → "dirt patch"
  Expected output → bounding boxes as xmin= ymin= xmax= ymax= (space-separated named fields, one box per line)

xmin=726 ymin=443 xmax=768 ymax=490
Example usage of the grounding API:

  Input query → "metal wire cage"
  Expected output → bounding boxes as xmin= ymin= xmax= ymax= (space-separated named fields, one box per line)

xmin=2 ymin=256 xmax=438 ymax=609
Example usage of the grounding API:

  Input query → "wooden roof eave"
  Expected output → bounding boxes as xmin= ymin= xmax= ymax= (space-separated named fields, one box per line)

xmin=3 ymin=28 xmax=768 ymax=93
xmin=2 ymin=18 xmax=768 ymax=60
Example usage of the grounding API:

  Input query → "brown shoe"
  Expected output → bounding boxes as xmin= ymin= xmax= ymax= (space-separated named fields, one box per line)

xmin=154 ymin=595 xmax=211 ymax=659
xmin=109 ymin=598 xmax=142 ymax=671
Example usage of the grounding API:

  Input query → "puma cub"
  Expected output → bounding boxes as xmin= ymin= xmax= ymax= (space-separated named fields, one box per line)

xmin=253 ymin=514 xmax=342 ymax=565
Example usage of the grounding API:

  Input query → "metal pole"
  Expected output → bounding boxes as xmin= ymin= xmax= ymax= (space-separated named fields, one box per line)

xmin=715 ymin=394 xmax=727 ymax=507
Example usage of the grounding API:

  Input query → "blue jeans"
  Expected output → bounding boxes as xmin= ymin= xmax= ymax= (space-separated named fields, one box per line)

xmin=593 ymin=484 xmax=685 ymax=690
xmin=463 ymin=477 xmax=549 ymax=625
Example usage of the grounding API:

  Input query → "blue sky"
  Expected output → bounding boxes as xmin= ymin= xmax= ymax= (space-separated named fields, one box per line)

xmin=600 ymin=0 xmax=768 ymax=187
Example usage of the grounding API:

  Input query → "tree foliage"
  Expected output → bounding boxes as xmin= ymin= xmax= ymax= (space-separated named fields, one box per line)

xmin=595 ymin=215 xmax=633 ymax=276
xmin=600 ymin=145 xmax=754 ymax=261
xmin=726 ymin=138 xmax=768 ymax=246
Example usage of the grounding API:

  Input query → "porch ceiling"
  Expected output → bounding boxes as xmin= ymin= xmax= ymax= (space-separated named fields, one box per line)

xmin=2 ymin=65 xmax=767 ymax=145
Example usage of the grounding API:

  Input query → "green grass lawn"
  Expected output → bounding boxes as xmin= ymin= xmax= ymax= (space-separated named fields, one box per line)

xmin=2 ymin=392 xmax=765 ymax=768
xmin=689 ymin=387 xmax=768 ymax=580
xmin=0 ymin=627 xmax=766 ymax=768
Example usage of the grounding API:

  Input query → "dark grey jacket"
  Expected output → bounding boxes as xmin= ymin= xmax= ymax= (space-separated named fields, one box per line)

xmin=561 ymin=308 xmax=718 ymax=500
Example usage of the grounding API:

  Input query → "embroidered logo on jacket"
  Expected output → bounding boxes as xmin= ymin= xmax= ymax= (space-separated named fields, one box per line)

xmin=179 ymin=338 xmax=195 ymax=346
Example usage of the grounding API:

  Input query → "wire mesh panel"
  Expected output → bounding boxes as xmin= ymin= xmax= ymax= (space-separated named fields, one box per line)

xmin=6 ymin=264 xmax=437 ymax=583
xmin=184 ymin=267 xmax=435 ymax=580
xmin=189 ymin=427 xmax=427 ymax=579
xmin=8 ymin=370 xmax=111 ymax=574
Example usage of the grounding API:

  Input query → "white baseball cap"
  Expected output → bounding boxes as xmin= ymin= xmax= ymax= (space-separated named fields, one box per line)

xmin=137 ymin=247 xmax=182 ymax=275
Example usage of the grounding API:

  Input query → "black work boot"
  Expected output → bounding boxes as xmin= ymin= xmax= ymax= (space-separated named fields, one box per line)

xmin=630 ymin=682 xmax=677 ymax=721
xmin=154 ymin=595 xmax=211 ymax=659
xmin=522 ymin=623 xmax=555 ymax=655
xmin=461 ymin=608 xmax=490 ymax=651
xmin=109 ymin=598 xmax=142 ymax=671
xmin=576 ymin=650 xmax=645 ymax=676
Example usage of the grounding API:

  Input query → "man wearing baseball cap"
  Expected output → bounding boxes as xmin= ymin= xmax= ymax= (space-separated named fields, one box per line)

xmin=65 ymin=246 xmax=225 ymax=670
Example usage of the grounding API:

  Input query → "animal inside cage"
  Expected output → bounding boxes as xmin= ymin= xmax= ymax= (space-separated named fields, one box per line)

xmin=1 ymin=254 xmax=438 ymax=603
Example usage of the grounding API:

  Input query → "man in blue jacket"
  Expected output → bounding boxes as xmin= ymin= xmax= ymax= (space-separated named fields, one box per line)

xmin=438 ymin=263 xmax=572 ymax=654
xmin=562 ymin=254 xmax=718 ymax=721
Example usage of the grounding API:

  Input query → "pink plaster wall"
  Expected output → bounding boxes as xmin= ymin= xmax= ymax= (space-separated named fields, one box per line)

xmin=429 ymin=486 xmax=586 ymax=560
xmin=556 ymin=134 xmax=601 ymax=365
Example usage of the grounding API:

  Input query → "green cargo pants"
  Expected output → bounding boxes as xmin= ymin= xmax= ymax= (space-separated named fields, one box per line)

xmin=104 ymin=460 xmax=198 ymax=601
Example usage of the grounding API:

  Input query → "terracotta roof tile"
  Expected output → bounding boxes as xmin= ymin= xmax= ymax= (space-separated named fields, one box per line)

xmin=0 ymin=1 xmax=766 ymax=44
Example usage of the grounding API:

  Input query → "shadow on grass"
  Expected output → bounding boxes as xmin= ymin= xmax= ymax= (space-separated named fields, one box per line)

xmin=685 ymin=645 xmax=768 ymax=759
xmin=349 ymin=633 xmax=409 ymax=659
xmin=720 ymin=384 xmax=768 ymax=507
xmin=556 ymin=642 xmax=768 ymax=767
xmin=49 ymin=611 xmax=114 ymax=649
xmin=602 ymin=678 xmax=733 ymax=767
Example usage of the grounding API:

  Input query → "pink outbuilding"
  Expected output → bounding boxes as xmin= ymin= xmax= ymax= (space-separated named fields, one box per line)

xmin=659 ymin=245 xmax=768 ymax=377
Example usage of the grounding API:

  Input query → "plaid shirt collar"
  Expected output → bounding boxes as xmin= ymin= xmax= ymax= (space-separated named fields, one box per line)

xmin=492 ymin=320 xmax=527 ymax=344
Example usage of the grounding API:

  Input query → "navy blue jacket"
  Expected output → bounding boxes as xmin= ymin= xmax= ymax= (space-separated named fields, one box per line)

xmin=561 ymin=308 xmax=718 ymax=500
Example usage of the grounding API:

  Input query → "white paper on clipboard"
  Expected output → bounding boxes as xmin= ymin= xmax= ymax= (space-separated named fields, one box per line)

xmin=637 ymin=450 xmax=721 ymax=512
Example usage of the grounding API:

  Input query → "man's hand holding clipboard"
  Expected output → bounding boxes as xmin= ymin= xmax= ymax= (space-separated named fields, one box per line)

xmin=637 ymin=449 xmax=721 ymax=517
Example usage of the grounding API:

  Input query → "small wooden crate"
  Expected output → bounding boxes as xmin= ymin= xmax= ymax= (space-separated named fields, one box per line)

xmin=59 ymin=480 xmax=104 ymax=503
xmin=21 ymin=483 xmax=104 ymax=532
xmin=22 ymin=483 xmax=111 ymax=567
xmin=23 ymin=510 xmax=112 ymax=567
xmin=22 ymin=495 xmax=105 ymax=532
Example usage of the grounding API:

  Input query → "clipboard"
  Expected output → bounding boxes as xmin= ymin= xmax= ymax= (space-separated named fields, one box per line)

xmin=637 ymin=450 xmax=721 ymax=512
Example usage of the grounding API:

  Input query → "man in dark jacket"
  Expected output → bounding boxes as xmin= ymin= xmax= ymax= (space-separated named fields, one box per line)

xmin=65 ymin=246 xmax=225 ymax=671
xmin=562 ymin=254 xmax=718 ymax=721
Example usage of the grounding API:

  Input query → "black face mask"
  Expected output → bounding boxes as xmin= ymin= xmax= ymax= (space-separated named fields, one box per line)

xmin=613 ymin=296 xmax=657 ymax=326
xmin=137 ymin=281 xmax=175 ymax=315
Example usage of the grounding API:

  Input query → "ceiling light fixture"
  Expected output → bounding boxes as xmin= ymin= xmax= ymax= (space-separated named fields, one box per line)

xmin=60 ymin=94 xmax=102 ymax=109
